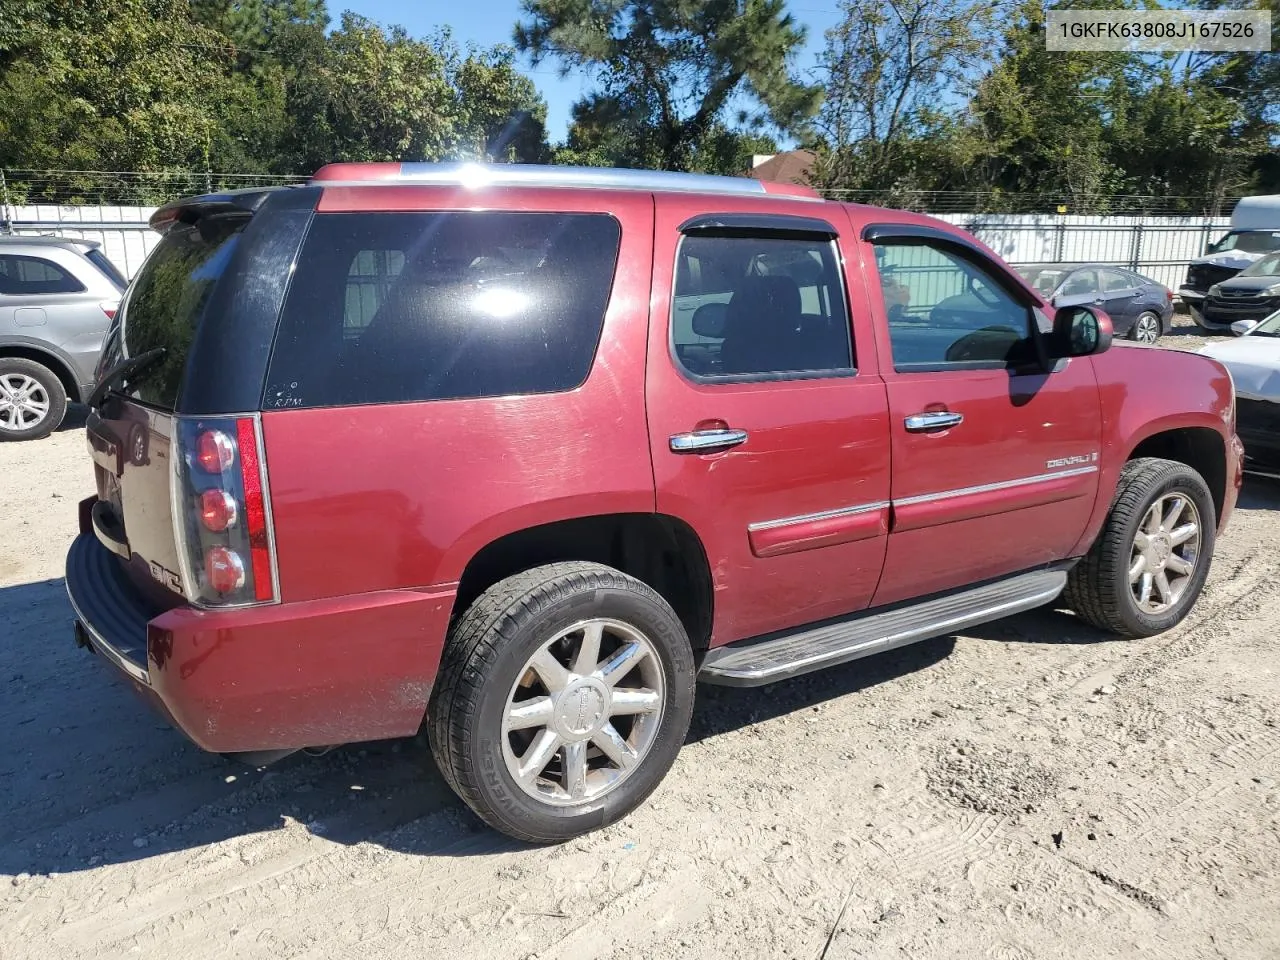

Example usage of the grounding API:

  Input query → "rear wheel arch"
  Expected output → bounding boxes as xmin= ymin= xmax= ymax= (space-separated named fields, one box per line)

xmin=0 ymin=343 xmax=81 ymax=402
xmin=451 ymin=513 xmax=715 ymax=660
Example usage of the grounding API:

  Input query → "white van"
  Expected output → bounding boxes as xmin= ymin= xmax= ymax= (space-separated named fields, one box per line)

xmin=1180 ymin=195 xmax=1280 ymax=327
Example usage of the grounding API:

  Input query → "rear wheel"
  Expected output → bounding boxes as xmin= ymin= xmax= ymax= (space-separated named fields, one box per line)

xmin=1129 ymin=311 xmax=1161 ymax=344
xmin=427 ymin=562 xmax=696 ymax=843
xmin=0 ymin=358 xmax=67 ymax=442
xmin=1065 ymin=457 xmax=1215 ymax=637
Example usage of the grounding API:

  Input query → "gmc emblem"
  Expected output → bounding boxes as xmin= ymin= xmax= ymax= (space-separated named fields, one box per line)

xmin=148 ymin=560 xmax=183 ymax=593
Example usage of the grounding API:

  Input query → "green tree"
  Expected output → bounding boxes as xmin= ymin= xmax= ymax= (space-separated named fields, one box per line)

xmin=813 ymin=0 xmax=998 ymax=196
xmin=516 ymin=0 xmax=820 ymax=171
xmin=0 ymin=0 xmax=246 ymax=179
xmin=276 ymin=15 xmax=551 ymax=172
xmin=449 ymin=43 xmax=550 ymax=163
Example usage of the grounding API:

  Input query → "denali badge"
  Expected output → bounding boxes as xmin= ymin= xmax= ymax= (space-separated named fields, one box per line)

xmin=148 ymin=560 xmax=183 ymax=593
xmin=1046 ymin=453 xmax=1099 ymax=469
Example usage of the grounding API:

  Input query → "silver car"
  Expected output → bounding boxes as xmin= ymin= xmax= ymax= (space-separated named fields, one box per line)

xmin=0 ymin=236 xmax=126 ymax=440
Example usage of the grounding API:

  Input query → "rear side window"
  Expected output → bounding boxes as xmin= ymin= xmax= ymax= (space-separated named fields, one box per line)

xmin=264 ymin=212 xmax=622 ymax=409
xmin=1100 ymin=269 xmax=1132 ymax=292
xmin=0 ymin=255 xmax=85 ymax=295
xmin=671 ymin=234 xmax=853 ymax=381
xmin=104 ymin=216 xmax=246 ymax=408
xmin=85 ymin=248 xmax=128 ymax=290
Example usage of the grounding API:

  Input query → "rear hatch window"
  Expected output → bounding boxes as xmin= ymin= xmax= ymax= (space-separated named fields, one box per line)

xmin=84 ymin=247 xmax=128 ymax=290
xmin=263 ymin=211 xmax=621 ymax=409
xmin=100 ymin=216 xmax=246 ymax=409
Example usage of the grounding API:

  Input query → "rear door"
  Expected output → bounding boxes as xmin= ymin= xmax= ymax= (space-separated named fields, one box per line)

xmin=861 ymin=224 xmax=1102 ymax=606
xmin=645 ymin=203 xmax=891 ymax=646
xmin=1097 ymin=267 xmax=1142 ymax=330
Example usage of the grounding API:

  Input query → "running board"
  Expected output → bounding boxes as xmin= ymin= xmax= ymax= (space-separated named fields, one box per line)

xmin=699 ymin=568 xmax=1067 ymax=687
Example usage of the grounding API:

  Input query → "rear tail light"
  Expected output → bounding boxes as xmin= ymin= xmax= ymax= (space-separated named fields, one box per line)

xmin=99 ymin=300 xmax=119 ymax=320
xmin=172 ymin=415 xmax=278 ymax=606
xmin=1165 ymin=288 xmax=1174 ymax=304
xmin=196 ymin=429 xmax=236 ymax=474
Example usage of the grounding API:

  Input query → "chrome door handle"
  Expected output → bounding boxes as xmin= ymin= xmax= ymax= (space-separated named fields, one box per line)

xmin=904 ymin=411 xmax=963 ymax=432
xmin=669 ymin=428 xmax=749 ymax=453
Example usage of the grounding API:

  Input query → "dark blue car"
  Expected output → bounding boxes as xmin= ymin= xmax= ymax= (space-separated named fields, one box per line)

xmin=1015 ymin=263 xmax=1175 ymax=344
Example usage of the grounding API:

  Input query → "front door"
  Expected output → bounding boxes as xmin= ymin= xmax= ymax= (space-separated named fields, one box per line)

xmin=645 ymin=204 xmax=891 ymax=646
xmin=863 ymin=230 xmax=1102 ymax=607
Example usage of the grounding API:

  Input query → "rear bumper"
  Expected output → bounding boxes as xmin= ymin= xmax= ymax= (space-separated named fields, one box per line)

xmin=65 ymin=531 xmax=455 ymax=754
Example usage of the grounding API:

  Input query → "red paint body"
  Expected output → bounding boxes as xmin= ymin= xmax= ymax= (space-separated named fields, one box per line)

xmin=72 ymin=177 xmax=1243 ymax=755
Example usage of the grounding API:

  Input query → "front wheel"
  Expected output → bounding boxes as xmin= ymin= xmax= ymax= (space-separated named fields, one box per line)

xmin=1129 ymin=311 xmax=1161 ymax=344
xmin=427 ymin=562 xmax=696 ymax=843
xmin=1064 ymin=458 xmax=1216 ymax=637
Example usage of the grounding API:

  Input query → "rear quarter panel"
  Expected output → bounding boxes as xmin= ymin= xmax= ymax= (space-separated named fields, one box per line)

xmin=1071 ymin=342 xmax=1239 ymax=554
xmin=262 ymin=186 xmax=658 ymax=602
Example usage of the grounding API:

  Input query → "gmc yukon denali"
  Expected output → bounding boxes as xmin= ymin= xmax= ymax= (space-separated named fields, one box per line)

xmin=66 ymin=163 xmax=1244 ymax=842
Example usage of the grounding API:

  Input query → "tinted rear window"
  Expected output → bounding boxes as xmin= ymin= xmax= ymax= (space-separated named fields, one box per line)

xmin=103 ymin=217 xmax=246 ymax=408
xmin=263 ymin=211 xmax=622 ymax=409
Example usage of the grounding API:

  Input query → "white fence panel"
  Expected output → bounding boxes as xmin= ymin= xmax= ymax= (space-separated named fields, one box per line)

xmin=6 ymin=204 xmax=161 ymax=277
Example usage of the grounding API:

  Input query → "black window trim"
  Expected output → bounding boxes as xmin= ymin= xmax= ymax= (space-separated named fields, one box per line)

xmin=679 ymin=212 xmax=840 ymax=240
xmin=864 ymin=222 xmax=1051 ymax=375
xmin=668 ymin=230 xmax=859 ymax=387
xmin=0 ymin=253 xmax=88 ymax=296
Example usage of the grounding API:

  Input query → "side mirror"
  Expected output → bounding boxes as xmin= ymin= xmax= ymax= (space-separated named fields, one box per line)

xmin=1049 ymin=305 xmax=1113 ymax=358
xmin=1231 ymin=318 xmax=1259 ymax=337
xmin=691 ymin=302 xmax=728 ymax=339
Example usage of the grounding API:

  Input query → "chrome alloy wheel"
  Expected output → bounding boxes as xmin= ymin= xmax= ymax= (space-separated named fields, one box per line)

xmin=0 ymin=374 xmax=50 ymax=432
xmin=1130 ymin=493 xmax=1201 ymax=614
xmin=502 ymin=618 xmax=666 ymax=807
xmin=1133 ymin=313 xmax=1160 ymax=344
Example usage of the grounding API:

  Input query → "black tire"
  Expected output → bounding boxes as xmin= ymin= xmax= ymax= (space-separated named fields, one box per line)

xmin=1127 ymin=311 xmax=1162 ymax=344
xmin=0 ymin=357 xmax=68 ymax=442
xmin=1064 ymin=457 xmax=1216 ymax=638
xmin=427 ymin=561 xmax=696 ymax=843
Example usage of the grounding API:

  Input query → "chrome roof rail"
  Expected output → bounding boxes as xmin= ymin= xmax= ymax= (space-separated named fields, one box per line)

xmin=310 ymin=162 xmax=822 ymax=200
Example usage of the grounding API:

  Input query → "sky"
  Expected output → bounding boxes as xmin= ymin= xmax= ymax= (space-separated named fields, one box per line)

xmin=337 ymin=0 xmax=843 ymax=145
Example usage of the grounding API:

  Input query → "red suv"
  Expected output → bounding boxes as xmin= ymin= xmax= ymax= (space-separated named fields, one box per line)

xmin=68 ymin=163 xmax=1244 ymax=842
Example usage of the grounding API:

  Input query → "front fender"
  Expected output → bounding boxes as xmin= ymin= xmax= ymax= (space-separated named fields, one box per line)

xmin=1069 ymin=344 xmax=1239 ymax=555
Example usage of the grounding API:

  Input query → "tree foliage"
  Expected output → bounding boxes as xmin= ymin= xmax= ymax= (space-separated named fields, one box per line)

xmin=812 ymin=0 xmax=1280 ymax=212
xmin=516 ymin=0 xmax=820 ymax=171
xmin=0 ymin=0 xmax=552 ymax=200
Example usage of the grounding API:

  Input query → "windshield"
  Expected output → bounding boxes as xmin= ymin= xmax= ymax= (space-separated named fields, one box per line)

xmin=1238 ymin=251 xmax=1280 ymax=278
xmin=99 ymin=216 xmax=246 ymax=408
xmin=1210 ymin=231 xmax=1280 ymax=255
xmin=1249 ymin=309 xmax=1280 ymax=337
xmin=1014 ymin=265 xmax=1069 ymax=296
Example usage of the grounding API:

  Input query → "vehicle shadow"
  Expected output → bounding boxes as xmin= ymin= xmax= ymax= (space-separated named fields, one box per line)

xmin=1240 ymin=476 xmax=1280 ymax=508
xmin=56 ymin=403 xmax=89 ymax=433
xmin=1 ymin=573 xmax=1123 ymax=877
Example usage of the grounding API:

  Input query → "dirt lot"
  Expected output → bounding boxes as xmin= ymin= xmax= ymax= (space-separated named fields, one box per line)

xmin=3 ymin=317 xmax=1278 ymax=960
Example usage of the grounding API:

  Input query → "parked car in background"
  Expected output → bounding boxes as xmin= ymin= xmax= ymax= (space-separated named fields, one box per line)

xmin=1180 ymin=195 xmax=1280 ymax=326
xmin=67 ymin=163 xmax=1242 ymax=844
xmin=1014 ymin=262 xmax=1173 ymax=343
xmin=1200 ymin=307 xmax=1280 ymax=479
xmin=0 ymin=236 xmax=125 ymax=440
xmin=1202 ymin=251 xmax=1280 ymax=330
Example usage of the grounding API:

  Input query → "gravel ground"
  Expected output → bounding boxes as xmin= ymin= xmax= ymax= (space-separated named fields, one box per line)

xmin=3 ymin=315 xmax=1278 ymax=960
